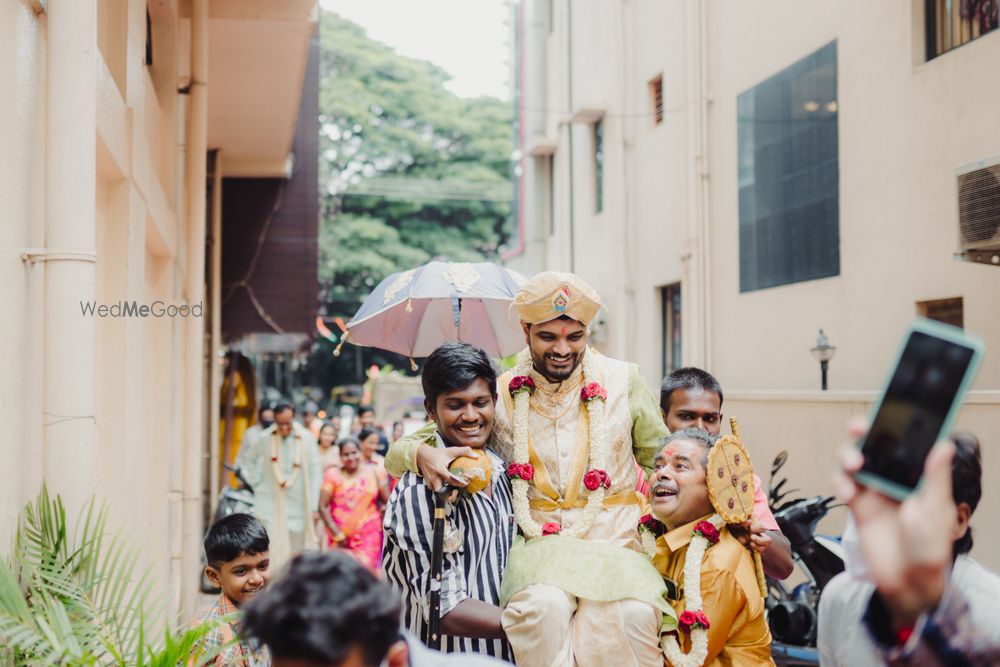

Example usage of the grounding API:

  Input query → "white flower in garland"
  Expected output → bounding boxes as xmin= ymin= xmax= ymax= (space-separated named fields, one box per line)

xmin=506 ymin=346 xmax=609 ymax=539
xmin=659 ymin=514 xmax=726 ymax=667
xmin=638 ymin=513 xmax=665 ymax=559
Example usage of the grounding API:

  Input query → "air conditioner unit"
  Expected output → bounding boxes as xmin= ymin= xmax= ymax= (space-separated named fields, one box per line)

xmin=956 ymin=156 xmax=1000 ymax=266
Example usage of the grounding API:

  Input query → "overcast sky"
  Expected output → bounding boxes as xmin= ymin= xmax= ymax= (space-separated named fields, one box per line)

xmin=321 ymin=0 xmax=511 ymax=100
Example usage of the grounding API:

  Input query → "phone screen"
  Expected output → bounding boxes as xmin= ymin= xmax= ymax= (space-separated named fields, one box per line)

xmin=860 ymin=330 xmax=975 ymax=491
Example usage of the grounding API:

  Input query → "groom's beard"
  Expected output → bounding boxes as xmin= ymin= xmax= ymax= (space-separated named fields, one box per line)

xmin=532 ymin=351 xmax=582 ymax=382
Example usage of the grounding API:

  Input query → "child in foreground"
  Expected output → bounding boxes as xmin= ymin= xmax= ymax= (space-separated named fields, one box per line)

xmin=193 ymin=513 xmax=272 ymax=666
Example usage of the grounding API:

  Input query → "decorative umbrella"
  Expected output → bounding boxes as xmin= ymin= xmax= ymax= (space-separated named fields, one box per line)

xmin=335 ymin=261 xmax=528 ymax=366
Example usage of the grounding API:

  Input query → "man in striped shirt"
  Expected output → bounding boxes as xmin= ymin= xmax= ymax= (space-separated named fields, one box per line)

xmin=383 ymin=342 xmax=516 ymax=662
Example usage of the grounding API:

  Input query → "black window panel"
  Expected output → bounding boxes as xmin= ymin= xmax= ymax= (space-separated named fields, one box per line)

xmin=738 ymin=41 xmax=840 ymax=292
xmin=925 ymin=0 xmax=999 ymax=60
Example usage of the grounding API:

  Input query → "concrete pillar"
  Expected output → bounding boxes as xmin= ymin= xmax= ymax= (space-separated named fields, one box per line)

xmin=180 ymin=0 xmax=209 ymax=618
xmin=44 ymin=0 xmax=98 ymax=513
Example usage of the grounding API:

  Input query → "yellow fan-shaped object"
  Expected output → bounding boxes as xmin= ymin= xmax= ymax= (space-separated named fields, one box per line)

xmin=707 ymin=435 xmax=755 ymax=524
xmin=449 ymin=455 xmax=492 ymax=494
xmin=707 ymin=417 xmax=767 ymax=598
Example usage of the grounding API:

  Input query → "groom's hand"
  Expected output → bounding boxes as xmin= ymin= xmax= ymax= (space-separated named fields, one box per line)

xmin=415 ymin=445 xmax=479 ymax=491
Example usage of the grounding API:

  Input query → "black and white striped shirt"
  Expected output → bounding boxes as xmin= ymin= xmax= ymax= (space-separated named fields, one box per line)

xmin=382 ymin=444 xmax=515 ymax=662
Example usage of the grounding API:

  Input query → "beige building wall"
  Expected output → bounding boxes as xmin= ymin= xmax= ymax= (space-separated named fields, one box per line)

xmin=515 ymin=0 xmax=1000 ymax=567
xmin=1 ymin=0 xmax=317 ymax=623
xmin=1 ymin=0 xmax=204 ymax=621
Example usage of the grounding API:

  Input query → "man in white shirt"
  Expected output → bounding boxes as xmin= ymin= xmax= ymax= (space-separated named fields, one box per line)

xmin=237 ymin=402 xmax=322 ymax=569
xmin=819 ymin=432 xmax=1000 ymax=665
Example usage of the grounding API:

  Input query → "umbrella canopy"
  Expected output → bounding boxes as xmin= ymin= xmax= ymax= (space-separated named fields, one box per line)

xmin=344 ymin=261 xmax=528 ymax=359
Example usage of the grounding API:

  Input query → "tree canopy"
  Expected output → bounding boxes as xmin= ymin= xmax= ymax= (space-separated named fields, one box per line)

xmin=311 ymin=11 xmax=513 ymax=386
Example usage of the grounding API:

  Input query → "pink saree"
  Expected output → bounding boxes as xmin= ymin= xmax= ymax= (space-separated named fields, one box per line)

xmin=322 ymin=467 xmax=383 ymax=573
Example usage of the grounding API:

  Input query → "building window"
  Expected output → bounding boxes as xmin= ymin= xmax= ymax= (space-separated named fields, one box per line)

xmin=594 ymin=120 xmax=604 ymax=213
xmin=737 ymin=41 xmax=839 ymax=293
xmin=917 ymin=297 xmax=964 ymax=329
xmin=650 ymin=75 xmax=664 ymax=125
xmin=661 ymin=284 xmax=682 ymax=377
xmin=925 ymin=0 xmax=999 ymax=60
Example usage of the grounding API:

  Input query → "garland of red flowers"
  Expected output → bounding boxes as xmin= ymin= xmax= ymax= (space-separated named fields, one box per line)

xmin=658 ymin=514 xmax=725 ymax=667
xmin=507 ymin=348 xmax=611 ymax=539
xmin=506 ymin=462 xmax=535 ymax=481
xmin=638 ymin=513 xmax=666 ymax=557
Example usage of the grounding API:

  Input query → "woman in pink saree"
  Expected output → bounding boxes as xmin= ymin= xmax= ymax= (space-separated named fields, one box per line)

xmin=318 ymin=438 xmax=390 ymax=573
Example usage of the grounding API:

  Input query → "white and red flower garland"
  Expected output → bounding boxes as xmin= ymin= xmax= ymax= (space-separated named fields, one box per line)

xmin=658 ymin=514 xmax=725 ymax=667
xmin=638 ymin=513 xmax=666 ymax=558
xmin=507 ymin=347 xmax=610 ymax=539
xmin=270 ymin=427 xmax=303 ymax=489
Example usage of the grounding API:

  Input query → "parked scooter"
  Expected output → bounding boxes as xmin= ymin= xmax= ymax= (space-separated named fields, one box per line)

xmin=214 ymin=463 xmax=255 ymax=519
xmin=200 ymin=463 xmax=255 ymax=592
xmin=766 ymin=451 xmax=846 ymax=666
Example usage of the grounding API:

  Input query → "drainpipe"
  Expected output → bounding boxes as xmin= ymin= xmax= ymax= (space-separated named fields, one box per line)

xmin=501 ymin=0 xmax=526 ymax=263
xmin=41 ymin=0 xmax=98 ymax=514
xmin=566 ymin=0 xmax=575 ymax=272
xmin=683 ymin=0 xmax=711 ymax=369
xmin=166 ymin=64 xmax=189 ymax=615
xmin=697 ymin=0 xmax=712 ymax=371
xmin=180 ymin=0 xmax=208 ymax=619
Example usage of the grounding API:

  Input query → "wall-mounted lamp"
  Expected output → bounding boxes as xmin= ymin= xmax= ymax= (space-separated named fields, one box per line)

xmin=810 ymin=329 xmax=836 ymax=391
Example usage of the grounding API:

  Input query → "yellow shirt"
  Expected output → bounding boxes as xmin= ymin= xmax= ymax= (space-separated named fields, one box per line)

xmin=653 ymin=516 xmax=775 ymax=666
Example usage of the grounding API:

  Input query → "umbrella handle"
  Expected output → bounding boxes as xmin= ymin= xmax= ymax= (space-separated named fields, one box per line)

xmin=451 ymin=296 xmax=462 ymax=331
xmin=425 ymin=486 xmax=452 ymax=649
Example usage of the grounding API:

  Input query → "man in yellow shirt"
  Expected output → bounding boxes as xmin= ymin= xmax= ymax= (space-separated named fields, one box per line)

xmin=650 ymin=428 xmax=775 ymax=666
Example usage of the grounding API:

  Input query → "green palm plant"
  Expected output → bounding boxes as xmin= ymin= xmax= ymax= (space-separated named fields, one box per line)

xmin=0 ymin=486 xmax=228 ymax=666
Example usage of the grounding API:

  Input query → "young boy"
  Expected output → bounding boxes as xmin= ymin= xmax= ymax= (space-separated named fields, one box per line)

xmin=194 ymin=513 xmax=272 ymax=666
xmin=382 ymin=342 xmax=515 ymax=662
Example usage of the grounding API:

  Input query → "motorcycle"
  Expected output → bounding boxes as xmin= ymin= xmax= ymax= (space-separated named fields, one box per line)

xmin=200 ymin=463 xmax=255 ymax=592
xmin=766 ymin=451 xmax=846 ymax=666
xmin=214 ymin=462 xmax=255 ymax=519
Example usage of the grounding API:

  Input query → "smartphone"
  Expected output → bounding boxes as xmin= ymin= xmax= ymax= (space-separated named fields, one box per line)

xmin=855 ymin=318 xmax=983 ymax=500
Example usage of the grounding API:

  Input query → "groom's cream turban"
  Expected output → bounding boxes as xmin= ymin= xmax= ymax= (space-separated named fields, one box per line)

xmin=512 ymin=271 xmax=602 ymax=326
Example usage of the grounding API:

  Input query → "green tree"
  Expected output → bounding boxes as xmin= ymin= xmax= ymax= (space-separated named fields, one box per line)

xmin=312 ymin=11 xmax=513 ymax=386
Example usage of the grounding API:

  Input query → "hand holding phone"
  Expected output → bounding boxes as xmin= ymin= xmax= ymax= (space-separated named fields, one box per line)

xmin=855 ymin=319 xmax=982 ymax=500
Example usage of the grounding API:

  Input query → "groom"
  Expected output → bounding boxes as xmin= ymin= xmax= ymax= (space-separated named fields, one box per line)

xmin=386 ymin=272 xmax=672 ymax=667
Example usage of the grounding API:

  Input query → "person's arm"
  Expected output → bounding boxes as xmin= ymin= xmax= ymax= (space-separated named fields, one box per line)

xmin=833 ymin=438 xmax=954 ymax=630
xmin=833 ymin=426 xmax=1000 ymax=664
xmin=235 ymin=428 xmax=263 ymax=488
xmin=862 ymin=580 xmax=1000 ymax=666
xmin=627 ymin=364 xmax=669 ymax=475
xmin=375 ymin=467 xmax=391 ymax=504
xmin=306 ymin=432 xmax=323 ymax=512
xmin=759 ymin=530 xmax=793 ymax=580
xmin=384 ymin=421 xmax=480 ymax=492
xmin=731 ymin=520 xmax=793 ymax=580
xmin=383 ymin=477 xmax=474 ymax=634
xmin=732 ymin=468 xmax=794 ymax=580
xmin=384 ymin=422 xmax=435 ymax=477
xmin=697 ymin=567 xmax=745 ymax=664
xmin=440 ymin=598 xmax=506 ymax=640
xmin=318 ymin=473 xmax=346 ymax=544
